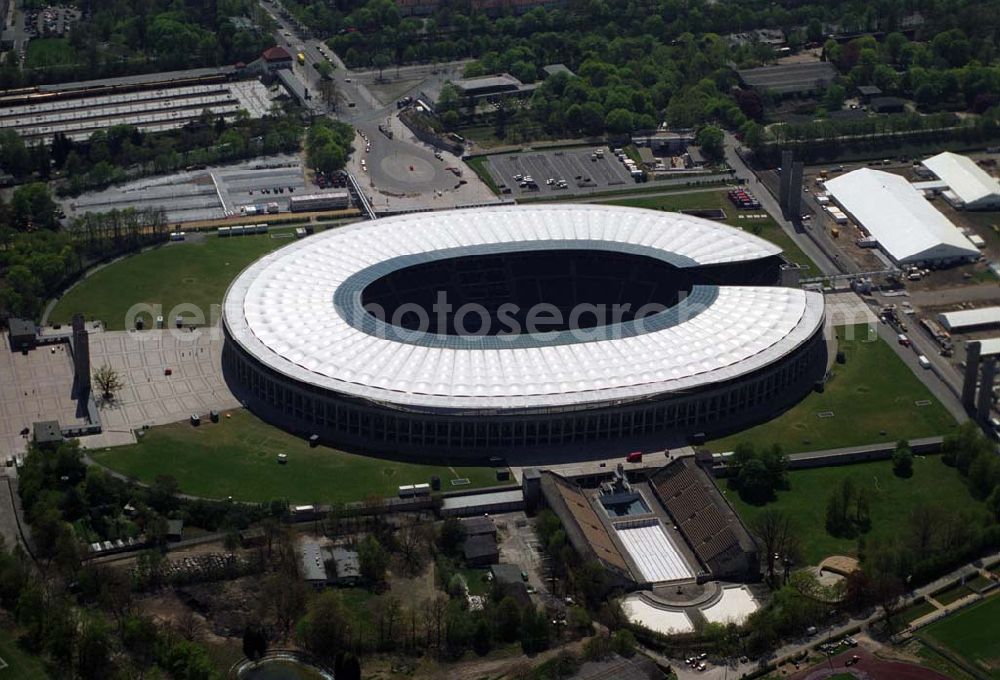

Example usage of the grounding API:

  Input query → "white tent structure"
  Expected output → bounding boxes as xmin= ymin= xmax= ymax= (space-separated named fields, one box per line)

xmin=921 ymin=152 xmax=1000 ymax=210
xmin=825 ymin=168 xmax=979 ymax=266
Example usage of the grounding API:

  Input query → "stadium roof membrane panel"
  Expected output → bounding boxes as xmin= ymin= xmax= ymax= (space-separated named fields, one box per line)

xmin=224 ymin=205 xmax=824 ymax=412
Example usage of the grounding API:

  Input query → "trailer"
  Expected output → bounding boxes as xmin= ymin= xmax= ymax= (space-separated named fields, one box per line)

xmin=289 ymin=191 xmax=351 ymax=212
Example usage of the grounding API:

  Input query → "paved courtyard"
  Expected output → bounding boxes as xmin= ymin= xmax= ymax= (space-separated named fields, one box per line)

xmin=87 ymin=328 xmax=239 ymax=446
xmin=0 ymin=334 xmax=86 ymax=461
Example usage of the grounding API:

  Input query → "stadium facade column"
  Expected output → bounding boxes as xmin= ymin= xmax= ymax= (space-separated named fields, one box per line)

xmin=976 ymin=357 xmax=996 ymax=422
xmin=71 ymin=313 xmax=91 ymax=399
xmin=963 ymin=340 xmax=981 ymax=412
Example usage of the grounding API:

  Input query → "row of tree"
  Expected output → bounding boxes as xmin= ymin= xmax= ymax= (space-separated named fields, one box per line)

xmin=0 ymin=108 xmax=305 ymax=196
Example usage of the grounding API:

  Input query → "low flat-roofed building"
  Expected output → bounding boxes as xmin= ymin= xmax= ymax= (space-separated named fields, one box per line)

xmin=542 ymin=63 xmax=575 ymax=79
xmin=32 ymin=420 xmax=63 ymax=446
xmin=922 ymin=152 xmax=1000 ymax=210
xmin=461 ymin=515 xmax=497 ymax=537
xmin=825 ymin=168 xmax=979 ymax=265
xmin=452 ymin=73 xmax=531 ymax=98
xmin=299 ymin=538 xmax=329 ymax=587
xmin=331 ymin=546 xmax=360 ymax=585
xmin=856 ymin=85 xmax=882 ymax=102
xmin=166 ymin=519 xmax=184 ymax=541
xmin=464 ymin=534 xmax=500 ymax=566
xmin=939 ymin=306 xmax=1000 ymax=332
xmin=441 ymin=489 xmax=524 ymax=517
xmin=869 ymin=96 xmax=906 ymax=113
xmin=7 ymin=318 xmax=36 ymax=351
xmin=736 ymin=62 xmax=836 ymax=95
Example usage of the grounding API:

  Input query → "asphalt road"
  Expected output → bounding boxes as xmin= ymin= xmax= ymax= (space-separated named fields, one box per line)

xmin=723 ymin=132 xmax=841 ymax=277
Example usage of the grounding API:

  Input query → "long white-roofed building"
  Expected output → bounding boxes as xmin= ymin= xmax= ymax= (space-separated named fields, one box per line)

xmin=222 ymin=204 xmax=826 ymax=455
xmin=825 ymin=168 xmax=980 ymax=266
xmin=921 ymin=152 xmax=1000 ymax=210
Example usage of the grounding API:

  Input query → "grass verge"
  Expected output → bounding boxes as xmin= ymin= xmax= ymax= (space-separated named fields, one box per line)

xmin=721 ymin=456 xmax=987 ymax=566
xmin=708 ymin=324 xmax=956 ymax=453
xmin=91 ymin=410 xmax=509 ymax=504
xmin=919 ymin=594 xmax=1000 ymax=679
xmin=50 ymin=232 xmax=290 ymax=330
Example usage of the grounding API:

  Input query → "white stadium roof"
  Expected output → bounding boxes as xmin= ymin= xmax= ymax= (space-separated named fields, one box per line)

xmin=825 ymin=168 xmax=979 ymax=265
xmin=223 ymin=205 xmax=824 ymax=412
xmin=922 ymin=152 xmax=1000 ymax=210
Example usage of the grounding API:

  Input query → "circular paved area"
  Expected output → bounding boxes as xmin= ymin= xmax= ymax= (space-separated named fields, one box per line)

xmin=790 ymin=649 xmax=949 ymax=680
xmin=378 ymin=153 xmax=437 ymax=184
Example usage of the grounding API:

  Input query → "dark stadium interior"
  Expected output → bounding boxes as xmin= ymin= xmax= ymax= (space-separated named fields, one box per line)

xmin=361 ymin=250 xmax=784 ymax=335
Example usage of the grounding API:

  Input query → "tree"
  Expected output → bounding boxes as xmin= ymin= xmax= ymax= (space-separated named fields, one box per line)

xmin=439 ymin=517 xmax=465 ymax=556
xmin=358 ymin=534 xmax=388 ymax=585
xmin=823 ymin=84 xmax=846 ymax=111
xmin=335 ymin=651 xmax=361 ymax=680
xmin=695 ymin=125 xmax=724 ymax=162
xmin=495 ymin=597 xmax=522 ymax=643
xmin=610 ymin=629 xmax=636 ymax=657
xmin=750 ymin=509 xmax=799 ymax=582
xmin=92 ymin=364 xmax=125 ymax=401
xmin=297 ymin=591 xmax=351 ymax=658
xmin=11 ymin=183 xmax=58 ymax=230
xmin=987 ymin=486 xmax=1000 ymax=522
xmin=242 ymin=623 xmax=268 ymax=661
xmin=737 ymin=458 xmax=772 ymax=504
xmin=892 ymin=440 xmax=914 ymax=478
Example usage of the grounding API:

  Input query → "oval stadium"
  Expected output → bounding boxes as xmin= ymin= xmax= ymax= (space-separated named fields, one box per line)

xmin=222 ymin=204 xmax=827 ymax=455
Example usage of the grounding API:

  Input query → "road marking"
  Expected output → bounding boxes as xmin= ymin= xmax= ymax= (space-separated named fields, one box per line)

xmin=0 ymin=655 xmax=9 ymax=670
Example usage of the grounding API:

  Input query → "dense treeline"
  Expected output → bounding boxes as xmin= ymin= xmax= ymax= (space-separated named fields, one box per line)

xmin=0 ymin=440 xmax=278 ymax=678
xmin=305 ymin=118 xmax=355 ymax=175
xmin=0 ymin=0 xmax=273 ymax=87
xmin=277 ymin=0 xmax=1000 ymax=141
xmin=0 ymin=108 xmax=305 ymax=196
xmin=0 ymin=184 xmax=168 ymax=321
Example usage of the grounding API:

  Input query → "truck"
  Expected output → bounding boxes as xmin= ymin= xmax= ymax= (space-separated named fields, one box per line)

xmin=266 ymin=201 xmax=280 ymax=214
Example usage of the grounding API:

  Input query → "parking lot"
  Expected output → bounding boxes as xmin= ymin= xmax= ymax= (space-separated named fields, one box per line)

xmin=63 ymin=155 xmax=308 ymax=224
xmin=484 ymin=147 xmax=638 ymax=198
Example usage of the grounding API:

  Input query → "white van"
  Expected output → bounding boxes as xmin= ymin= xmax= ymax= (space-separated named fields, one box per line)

xmin=918 ymin=355 xmax=931 ymax=369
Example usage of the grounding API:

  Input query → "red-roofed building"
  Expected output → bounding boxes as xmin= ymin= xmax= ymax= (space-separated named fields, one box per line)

xmin=261 ymin=46 xmax=293 ymax=72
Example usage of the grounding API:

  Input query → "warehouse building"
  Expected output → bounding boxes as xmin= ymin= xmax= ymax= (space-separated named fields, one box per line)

xmin=921 ymin=152 xmax=1000 ymax=210
xmin=939 ymin=306 xmax=1000 ymax=333
xmin=825 ymin=168 xmax=979 ymax=266
xmin=736 ymin=62 xmax=837 ymax=96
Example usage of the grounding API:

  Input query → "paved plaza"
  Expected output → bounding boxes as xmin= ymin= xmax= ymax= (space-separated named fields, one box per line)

xmin=0 ymin=335 xmax=86 ymax=461
xmin=88 ymin=328 xmax=239 ymax=442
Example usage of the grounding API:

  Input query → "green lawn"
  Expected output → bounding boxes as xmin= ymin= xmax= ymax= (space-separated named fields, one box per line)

xmin=708 ymin=324 xmax=957 ymax=453
xmin=25 ymin=38 xmax=78 ymax=69
xmin=722 ymin=456 xmax=987 ymax=565
xmin=0 ymin=627 xmax=49 ymax=679
xmin=91 ymin=410 xmax=507 ymax=504
xmin=465 ymin=156 xmax=500 ymax=194
xmin=604 ymin=190 xmax=820 ymax=273
xmin=899 ymin=599 xmax=939 ymax=626
xmin=920 ymin=595 xmax=1000 ymax=679
xmin=51 ymin=233 xmax=290 ymax=330
xmin=932 ymin=583 xmax=975 ymax=606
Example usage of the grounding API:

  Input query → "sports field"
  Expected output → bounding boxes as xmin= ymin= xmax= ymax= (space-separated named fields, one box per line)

xmin=91 ymin=410 xmax=508 ymax=504
xmin=25 ymin=38 xmax=78 ymax=69
xmin=920 ymin=595 xmax=1000 ymax=679
xmin=722 ymin=456 xmax=988 ymax=565
xmin=709 ymin=324 xmax=956 ymax=453
xmin=50 ymin=233 xmax=290 ymax=330
xmin=605 ymin=190 xmax=820 ymax=273
xmin=0 ymin=627 xmax=49 ymax=679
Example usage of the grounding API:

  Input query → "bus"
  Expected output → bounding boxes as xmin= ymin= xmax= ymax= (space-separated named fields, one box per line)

xmin=296 ymin=52 xmax=306 ymax=65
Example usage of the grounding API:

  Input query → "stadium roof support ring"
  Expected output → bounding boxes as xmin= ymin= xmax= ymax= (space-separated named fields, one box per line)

xmin=222 ymin=205 xmax=826 ymax=452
